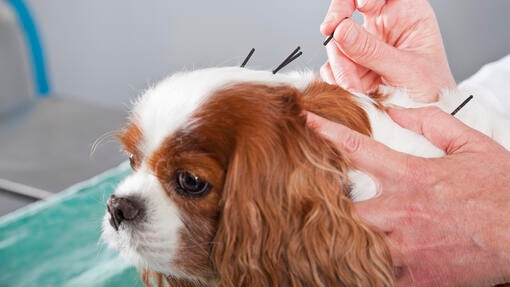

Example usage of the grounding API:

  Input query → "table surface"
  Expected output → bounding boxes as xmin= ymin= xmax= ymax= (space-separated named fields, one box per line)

xmin=0 ymin=96 xmax=127 ymax=215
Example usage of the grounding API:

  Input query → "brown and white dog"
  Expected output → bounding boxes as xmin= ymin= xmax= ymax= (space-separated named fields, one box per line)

xmin=101 ymin=67 xmax=510 ymax=286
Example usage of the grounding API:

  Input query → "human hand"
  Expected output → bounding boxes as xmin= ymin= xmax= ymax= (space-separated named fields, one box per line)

xmin=320 ymin=0 xmax=456 ymax=102
xmin=307 ymin=107 xmax=510 ymax=286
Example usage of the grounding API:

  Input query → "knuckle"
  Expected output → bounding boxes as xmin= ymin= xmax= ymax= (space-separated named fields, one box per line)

xmin=333 ymin=69 xmax=348 ymax=83
xmin=342 ymin=131 xmax=363 ymax=153
xmin=420 ymin=106 xmax=446 ymax=124
xmin=352 ymin=30 xmax=380 ymax=60
xmin=422 ymin=106 xmax=450 ymax=131
xmin=402 ymin=157 xmax=439 ymax=188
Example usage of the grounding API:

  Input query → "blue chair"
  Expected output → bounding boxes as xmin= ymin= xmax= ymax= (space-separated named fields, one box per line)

xmin=0 ymin=0 xmax=125 ymax=215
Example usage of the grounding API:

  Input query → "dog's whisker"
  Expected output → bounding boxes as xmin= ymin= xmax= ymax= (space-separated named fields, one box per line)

xmin=90 ymin=130 xmax=119 ymax=158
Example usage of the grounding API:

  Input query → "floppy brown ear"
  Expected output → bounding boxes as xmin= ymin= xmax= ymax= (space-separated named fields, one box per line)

xmin=302 ymin=80 xmax=373 ymax=136
xmin=210 ymin=85 xmax=394 ymax=286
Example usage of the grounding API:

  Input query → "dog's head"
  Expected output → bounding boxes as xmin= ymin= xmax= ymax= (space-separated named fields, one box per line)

xmin=102 ymin=67 xmax=393 ymax=286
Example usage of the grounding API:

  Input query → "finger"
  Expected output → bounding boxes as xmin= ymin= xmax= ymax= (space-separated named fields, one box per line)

xmin=333 ymin=18 xmax=409 ymax=81
xmin=359 ymin=69 xmax=381 ymax=92
xmin=387 ymin=106 xmax=490 ymax=154
xmin=325 ymin=42 xmax=363 ymax=91
xmin=355 ymin=200 xmax=412 ymax=284
xmin=320 ymin=0 xmax=356 ymax=36
xmin=306 ymin=112 xmax=412 ymax=180
xmin=356 ymin=0 xmax=386 ymax=15
xmin=354 ymin=198 xmax=394 ymax=233
xmin=320 ymin=61 xmax=335 ymax=84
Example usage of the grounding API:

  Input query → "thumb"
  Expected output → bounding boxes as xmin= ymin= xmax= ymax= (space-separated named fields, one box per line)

xmin=306 ymin=112 xmax=412 ymax=181
xmin=320 ymin=0 xmax=356 ymax=36
xmin=333 ymin=18 xmax=408 ymax=80
xmin=324 ymin=41 xmax=363 ymax=91
xmin=387 ymin=106 xmax=492 ymax=154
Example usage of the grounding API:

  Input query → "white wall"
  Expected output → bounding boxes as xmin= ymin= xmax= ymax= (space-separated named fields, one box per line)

xmin=430 ymin=0 xmax=510 ymax=82
xmin=25 ymin=0 xmax=510 ymax=108
xmin=26 ymin=0 xmax=328 ymax=107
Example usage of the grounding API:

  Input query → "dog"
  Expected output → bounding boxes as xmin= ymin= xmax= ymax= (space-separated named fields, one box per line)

xmin=101 ymin=67 xmax=510 ymax=286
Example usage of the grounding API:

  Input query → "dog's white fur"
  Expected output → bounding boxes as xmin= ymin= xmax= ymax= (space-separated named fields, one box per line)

xmin=102 ymin=67 xmax=510 ymax=279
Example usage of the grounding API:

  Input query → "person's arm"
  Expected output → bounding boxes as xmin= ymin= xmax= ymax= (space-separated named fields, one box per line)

xmin=307 ymin=107 xmax=510 ymax=286
xmin=320 ymin=0 xmax=455 ymax=102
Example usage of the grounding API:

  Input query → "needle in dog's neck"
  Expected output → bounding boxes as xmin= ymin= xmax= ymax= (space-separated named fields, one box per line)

xmin=273 ymin=46 xmax=303 ymax=74
xmin=451 ymin=95 xmax=474 ymax=116
xmin=240 ymin=48 xmax=255 ymax=68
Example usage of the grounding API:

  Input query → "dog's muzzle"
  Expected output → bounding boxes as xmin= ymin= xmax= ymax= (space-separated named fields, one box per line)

xmin=106 ymin=194 xmax=143 ymax=231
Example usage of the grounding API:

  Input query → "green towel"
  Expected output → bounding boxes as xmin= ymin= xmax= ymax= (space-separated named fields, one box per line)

xmin=0 ymin=162 xmax=144 ymax=287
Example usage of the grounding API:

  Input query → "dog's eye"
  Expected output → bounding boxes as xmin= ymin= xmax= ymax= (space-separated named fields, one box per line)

xmin=175 ymin=171 xmax=211 ymax=197
xmin=129 ymin=154 xmax=136 ymax=170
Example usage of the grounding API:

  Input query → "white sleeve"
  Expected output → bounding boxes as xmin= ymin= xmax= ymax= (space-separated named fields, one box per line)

xmin=458 ymin=54 xmax=510 ymax=119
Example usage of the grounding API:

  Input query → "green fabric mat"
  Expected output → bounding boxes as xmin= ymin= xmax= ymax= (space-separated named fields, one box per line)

xmin=0 ymin=162 xmax=144 ymax=287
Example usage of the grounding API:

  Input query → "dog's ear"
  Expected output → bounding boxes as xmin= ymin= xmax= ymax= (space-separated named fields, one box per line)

xmin=141 ymin=270 xmax=209 ymax=287
xmin=302 ymin=80 xmax=373 ymax=136
xmin=211 ymin=85 xmax=394 ymax=286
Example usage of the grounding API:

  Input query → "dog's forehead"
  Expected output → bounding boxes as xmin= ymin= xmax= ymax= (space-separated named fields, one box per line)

xmin=131 ymin=67 xmax=315 ymax=154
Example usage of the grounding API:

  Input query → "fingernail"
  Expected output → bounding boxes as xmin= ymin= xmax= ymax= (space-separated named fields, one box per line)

xmin=306 ymin=113 xmax=336 ymax=140
xmin=304 ymin=112 xmax=321 ymax=129
xmin=322 ymin=13 xmax=337 ymax=27
xmin=342 ymin=130 xmax=362 ymax=153
xmin=356 ymin=0 xmax=368 ymax=8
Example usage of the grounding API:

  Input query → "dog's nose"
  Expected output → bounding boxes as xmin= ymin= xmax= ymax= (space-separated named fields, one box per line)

xmin=106 ymin=194 xmax=142 ymax=231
